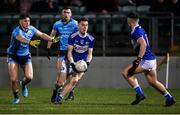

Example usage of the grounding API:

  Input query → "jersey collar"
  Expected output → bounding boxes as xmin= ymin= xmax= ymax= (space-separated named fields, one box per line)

xmin=78 ymin=31 xmax=87 ymax=38
xmin=131 ymin=24 xmax=139 ymax=34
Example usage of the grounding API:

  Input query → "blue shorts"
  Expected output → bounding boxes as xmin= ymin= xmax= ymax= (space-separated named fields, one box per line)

xmin=58 ymin=50 xmax=68 ymax=60
xmin=7 ymin=54 xmax=32 ymax=65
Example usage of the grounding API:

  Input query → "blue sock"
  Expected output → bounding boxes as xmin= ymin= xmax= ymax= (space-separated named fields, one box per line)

xmin=134 ymin=85 xmax=144 ymax=96
xmin=13 ymin=92 xmax=19 ymax=99
xmin=164 ymin=92 xmax=173 ymax=101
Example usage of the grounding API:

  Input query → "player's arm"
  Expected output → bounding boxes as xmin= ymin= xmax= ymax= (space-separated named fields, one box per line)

xmin=68 ymin=44 xmax=79 ymax=72
xmin=47 ymin=29 xmax=57 ymax=49
xmin=67 ymin=44 xmax=74 ymax=63
xmin=36 ymin=30 xmax=54 ymax=42
xmin=46 ymin=30 xmax=57 ymax=60
xmin=16 ymin=35 xmax=40 ymax=48
xmin=128 ymin=37 xmax=146 ymax=76
xmin=86 ymin=48 xmax=93 ymax=66
xmin=16 ymin=35 xmax=30 ymax=44
xmin=137 ymin=36 xmax=146 ymax=58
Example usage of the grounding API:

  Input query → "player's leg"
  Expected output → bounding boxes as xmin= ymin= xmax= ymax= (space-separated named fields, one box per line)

xmin=51 ymin=59 xmax=67 ymax=103
xmin=55 ymin=73 xmax=83 ymax=104
xmin=20 ymin=55 xmax=33 ymax=97
xmin=21 ymin=62 xmax=33 ymax=97
xmin=8 ymin=62 xmax=20 ymax=104
xmin=145 ymin=70 xmax=175 ymax=106
xmin=121 ymin=64 xmax=145 ymax=105
xmin=157 ymin=52 xmax=169 ymax=70
xmin=65 ymin=74 xmax=75 ymax=101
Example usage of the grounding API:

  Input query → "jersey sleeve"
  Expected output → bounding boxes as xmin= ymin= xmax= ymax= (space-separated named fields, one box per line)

xmin=31 ymin=26 xmax=38 ymax=35
xmin=52 ymin=22 xmax=58 ymax=31
xmin=68 ymin=35 xmax=74 ymax=46
xmin=89 ymin=36 xmax=95 ymax=48
xmin=132 ymin=29 xmax=143 ymax=41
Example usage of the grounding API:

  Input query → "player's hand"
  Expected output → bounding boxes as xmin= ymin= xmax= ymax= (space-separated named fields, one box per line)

xmin=29 ymin=40 xmax=41 ymax=48
xmin=47 ymin=48 xmax=51 ymax=60
xmin=133 ymin=57 xmax=141 ymax=68
xmin=70 ymin=63 xmax=80 ymax=73
xmin=128 ymin=57 xmax=141 ymax=76
xmin=86 ymin=62 xmax=90 ymax=67
xmin=51 ymin=37 xmax=59 ymax=43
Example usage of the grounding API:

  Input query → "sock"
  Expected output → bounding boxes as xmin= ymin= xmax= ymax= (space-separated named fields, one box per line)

xmin=134 ymin=85 xmax=144 ymax=96
xmin=22 ymin=79 xmax=31 ymax=86
xmin=13 ymin=92 xmax=19 ymax=99
xmin=52 ymin=84 xmax=63 ymax=97
xmin=59 ymin=94 xmax=64 ymax=99
xmin=164 ymin=92 xmax=173 ymax=101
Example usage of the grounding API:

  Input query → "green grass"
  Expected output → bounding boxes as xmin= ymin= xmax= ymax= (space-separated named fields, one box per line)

xmin=0 ymin=87 xmax=179 ymax=114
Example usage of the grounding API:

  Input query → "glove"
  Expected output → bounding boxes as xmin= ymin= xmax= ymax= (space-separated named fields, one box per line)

xmin=70 ymin=63 xmax=79 ymax=73
xmin=132 ymin=57 xmax=141 ymax=68
xmin=128 ymin=57 xmax=141 ymax=76
xmin=29 ymin=40 xmax=41 ymax=48
xmin=47 ymin=48 xmax=51 ymax=60
xmin=86 ymin=62 xmax=90 ymax=67
xmin=51 ymin=37 xmax=59 ymax=43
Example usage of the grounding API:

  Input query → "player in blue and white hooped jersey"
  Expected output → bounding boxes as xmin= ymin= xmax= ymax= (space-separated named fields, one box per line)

xmin=54 ymin=17 xmax=95 ymax=104
xmin=121 ymin=12 xmax=175 ymax=106
xmin=47 ymin=6 xmax=78 ymax=103
xmin=7 ymin=14 xmax=58 ymax=104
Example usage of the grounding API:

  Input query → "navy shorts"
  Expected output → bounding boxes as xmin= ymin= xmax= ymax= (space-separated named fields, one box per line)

xmin=7 ymin=54 xmax=32 ymax=65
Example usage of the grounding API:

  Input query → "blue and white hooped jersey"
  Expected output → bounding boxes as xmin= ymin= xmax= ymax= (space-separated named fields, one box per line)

xmin=68 ymin=32 xmax=95 ymax=62
xmin=131 ymin=25 xmax=155 ymax=60
xmin=7 ymin=25 xmax=38 ymax=56
xmin=53 ymin=18 xmax=78 ymax=51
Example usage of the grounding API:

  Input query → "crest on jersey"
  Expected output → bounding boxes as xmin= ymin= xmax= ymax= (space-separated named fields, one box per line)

xmin=80 ymin=40 xmax=84 ymax=44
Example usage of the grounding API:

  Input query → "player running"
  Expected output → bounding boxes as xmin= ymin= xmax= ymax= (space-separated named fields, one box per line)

xmin=7 ymin=14 xmax=58 ymax=104
xmin=54 ymin=17 xmax=95 ymax=104
xmin=47 ymin=6 xmax=78 ymax=103
xmin=121 ymin=12 xmax=175 ymax=106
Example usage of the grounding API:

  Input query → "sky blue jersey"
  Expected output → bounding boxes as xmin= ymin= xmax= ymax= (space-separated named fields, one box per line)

xmin=7 ymin=25 xmax=38 ymax=56
xmin=68 ymin=32 xmax=95 ymax=62
xmin=53 ymin=18 xmax=78 ymax=51
xmin=131 ymin=25 xmax=155 ymax=60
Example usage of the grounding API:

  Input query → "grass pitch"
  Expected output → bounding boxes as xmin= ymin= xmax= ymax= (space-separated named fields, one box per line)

xmin=0 ymin=87 xmax=179 ymax=114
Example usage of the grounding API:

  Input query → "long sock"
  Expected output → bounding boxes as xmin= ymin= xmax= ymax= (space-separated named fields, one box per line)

xmin=134 ymin=85 xmax=144 ymax=96
xmin=13 ymin=91 xmax=19 ymax=99
xmin=164 ymin=92 xmax=173 ymax=101
xmin=52 ymin=84 xmax=63 ymax=97
xmin=22 ymin=79 xmax=31 ymax=86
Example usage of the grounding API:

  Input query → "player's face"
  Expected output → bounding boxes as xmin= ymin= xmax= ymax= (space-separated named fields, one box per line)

xmin=127 ymin=18 xmax=133 ymax=27
xmin=62 ymin=9 xmax=72 ymax=22
xmin=19 ymin=17 xmax=30 ymax=30
xmin=78 ymin=21 xmax=88 ymax=35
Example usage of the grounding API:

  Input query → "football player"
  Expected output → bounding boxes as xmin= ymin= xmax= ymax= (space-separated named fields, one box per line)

xmin=47 ymin=6 xmax=78 ymax=103
xmin=7 ymin=14 xmax=58 ymax=104
xmin=54 ymin=17 xmax=95 ymax=104
xmin=121 ymin=12 xmax=175 ymax=106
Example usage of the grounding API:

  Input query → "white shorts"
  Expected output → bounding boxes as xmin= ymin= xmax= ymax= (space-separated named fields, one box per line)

xmin=60 ymin=59 xmax=71 ymax=74
xmin=140 ymin=59 xmax=157 ymax=71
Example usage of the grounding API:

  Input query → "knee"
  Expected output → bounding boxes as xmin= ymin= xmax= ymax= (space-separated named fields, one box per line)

xmin=121 ymin=70 xmax=128 ymax=79
xmin=148 ymin=80 xmax=156 ymax=87
xmin=70 ymin=79 xmax=78 ymax=86
xmin=25 ymin=74 xmax=33 ymax=80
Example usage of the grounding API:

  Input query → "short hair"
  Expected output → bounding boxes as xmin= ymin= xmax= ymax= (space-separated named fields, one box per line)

xmin=59 ymin=6 xmax=71 ymax=13
xmin=78 ymin=17 xmax=89 ymax=23
xmin=19 ymin=14 xmax=30 ymax=20
xmin=127 ymin=12 xmax=139 ymax=19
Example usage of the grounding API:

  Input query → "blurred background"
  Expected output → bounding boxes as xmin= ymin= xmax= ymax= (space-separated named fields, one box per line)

xmin=0 ymin=0 xmax=180 ymax=56
xmin=0 ymin=0 xmax=180 ymax=88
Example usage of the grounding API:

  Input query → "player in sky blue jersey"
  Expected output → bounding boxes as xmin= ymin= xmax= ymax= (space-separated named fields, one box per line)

xmin=7 ymin=14 xmax=58 ymax=104
xmin=54 ymin=17 xmax=95 ymax=104
xmin=47 ymin=7 xmax=78 ymax=103
xmin=121 ymin=12 xmax=175 ymax=106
